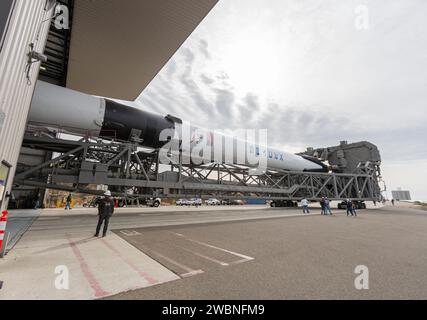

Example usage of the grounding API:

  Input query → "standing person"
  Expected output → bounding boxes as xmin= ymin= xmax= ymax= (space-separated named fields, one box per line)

xmin=34 ymin=193 xmax=41 ymax=209
xmin=95 ymin=190 xmax=115 ymax=237
xmin=346 ymin=199 xmax=353 ymax=216
xmin=391 ymin=199 xmax=395 ymax=206
xmin=320 ymin=197 xmax=325 ymax=215
xmin=65 ymin=192 xmax=72 ymax=210
xmin=300 ymin=198 xmax=310 ymax=214
xmin=352 ymin=201 xmax=357 ymax=216
xmin=324 ymin=197 xmax=332 ymax=215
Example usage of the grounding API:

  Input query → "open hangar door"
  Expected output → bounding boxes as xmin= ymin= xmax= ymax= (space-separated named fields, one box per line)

xmin=9 ymin=0 xmax=218 ymax=208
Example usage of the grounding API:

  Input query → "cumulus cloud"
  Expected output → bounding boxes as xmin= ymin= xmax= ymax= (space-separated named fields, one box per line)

xmin=135 ymin=0 xmax=427 ymax=199
xmin=213 ymin=88 xmax=235 ymax=119
xmin=199 ymin=39 xmax=211 ymax=59
xmin=200 ymin=74 xmax=214 ymax=85
xmin=138 ymin=40 xmax=375 ymax=150
xmin=181 ymin=47 xmax=195 ymax=65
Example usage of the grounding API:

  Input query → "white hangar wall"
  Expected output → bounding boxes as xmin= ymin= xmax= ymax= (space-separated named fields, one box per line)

xmin=0 ymin=0 xmax=53 ymax=210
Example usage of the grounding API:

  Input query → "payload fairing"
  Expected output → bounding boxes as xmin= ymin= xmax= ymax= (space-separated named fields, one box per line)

xmin=28 ymin=81 xmax=327 ymax=172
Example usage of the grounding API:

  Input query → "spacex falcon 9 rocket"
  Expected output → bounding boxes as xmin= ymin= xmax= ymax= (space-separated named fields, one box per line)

xmin=28 ymin=81 xmax=328 ymax=172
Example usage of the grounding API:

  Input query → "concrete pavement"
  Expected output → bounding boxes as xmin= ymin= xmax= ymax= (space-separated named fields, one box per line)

xmin=3 ymin=203 xmax=423 ymax=300
xmin=2 ymin=209 xmax=41 ymax=253
xmin=0 ymin=226 xmax=179 ymax=299
xmin=109 ymin=205 xmax=427 ymax=300
xmin=0 ymin=205 xmax=312 ymax=299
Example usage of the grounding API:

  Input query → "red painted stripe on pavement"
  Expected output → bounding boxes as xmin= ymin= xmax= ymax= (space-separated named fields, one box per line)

xmin=101 ymin=238 xmax=158 ymax=285
xmin=67 ymin=237 xmax=110 ymax=298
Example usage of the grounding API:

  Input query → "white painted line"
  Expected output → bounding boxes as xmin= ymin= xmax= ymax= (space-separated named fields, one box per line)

xmin=230 ymin=258 xmax=252 ymax=265
xmin=171 ymin=233 xmax=255 ymax=261
xmin=120 ymin=230 xmax=141 ymax=236
xmin=172 ymin=232 xmax=185 ymax=237
xmin=189 ymin=239 xmax=254 ymax=261
xmin=181 ymin=270 xmax=204 ymax=278
xmin=178 ymin=246 xmax=229 ymax=266
xmin=150 ymin=250 xmax=204 ymax=277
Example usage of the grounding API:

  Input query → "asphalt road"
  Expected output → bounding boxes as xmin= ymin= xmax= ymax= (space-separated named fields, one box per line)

xmin=108 ymin=206 xmax=427 ymax=300
xmin=20 ymin=206 xmax=309 ymax=238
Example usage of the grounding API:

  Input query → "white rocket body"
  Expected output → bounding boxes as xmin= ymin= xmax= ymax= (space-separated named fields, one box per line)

xmin=29 ymin=81 xmax=325 ymax=172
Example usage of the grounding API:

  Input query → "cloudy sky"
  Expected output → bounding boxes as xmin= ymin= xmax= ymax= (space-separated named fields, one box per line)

xmin=135 ymin=0 xmax=427 ymax=200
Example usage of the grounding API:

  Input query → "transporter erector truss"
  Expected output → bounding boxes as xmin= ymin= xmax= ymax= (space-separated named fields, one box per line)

xmin=13 ymin=82 xmax=384 ymax=205
xmin=14 ymin=133 xmax=384 ymax=205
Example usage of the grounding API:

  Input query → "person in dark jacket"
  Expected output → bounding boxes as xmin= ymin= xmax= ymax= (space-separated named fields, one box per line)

xmin=352 ymin=201 xmax=357 ymax=216
xmin=320 ymin=197 xmax=325 ymax=215
xmin=94 ymin=190 xmax=115 ymax=237
xmin=324 ymin=197 xmax=332 ymax=215
xmin=65 ymin=192 xmax=72 ymax=210
xmin=346 ymin=199 xmax=354 ymax=216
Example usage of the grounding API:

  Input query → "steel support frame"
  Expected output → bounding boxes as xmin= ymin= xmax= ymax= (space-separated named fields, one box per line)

xmin=15 ymin=135 xmax=382 ymax=201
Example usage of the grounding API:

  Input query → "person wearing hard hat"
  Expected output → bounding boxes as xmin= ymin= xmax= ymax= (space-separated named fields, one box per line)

xmin=300 ymin=198 xmax=310 ymax=214
xmin=346 ymin=199 xmax=353 ymax=216
xmin=94 ymin=190 xmax=115 ymax=237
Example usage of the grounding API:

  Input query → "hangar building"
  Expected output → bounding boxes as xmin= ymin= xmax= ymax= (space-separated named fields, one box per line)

xmin=0 ymin=0 xmax=218 ymax=210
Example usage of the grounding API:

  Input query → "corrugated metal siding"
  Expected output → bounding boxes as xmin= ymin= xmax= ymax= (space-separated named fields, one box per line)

xmin=0 ymin=0 xmax=53 ymax=210
xmin=67 ymin=0 xmax=218 ymax=100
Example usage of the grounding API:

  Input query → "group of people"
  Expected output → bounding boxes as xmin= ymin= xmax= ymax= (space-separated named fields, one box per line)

xmin=33 ymin=192 xmax=73 ymax=209
xmin=30 ymin=189 xmax=116 ymax=238
xmin=345 ymin=199 xmax=357 ymax=216
xmin=300 ymin=197 xmax=357 ymax=216
xmin=301 ymin=196 xmax=332 ymax=215
xmin=320 ymin=197 xmax=332 ymax=215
